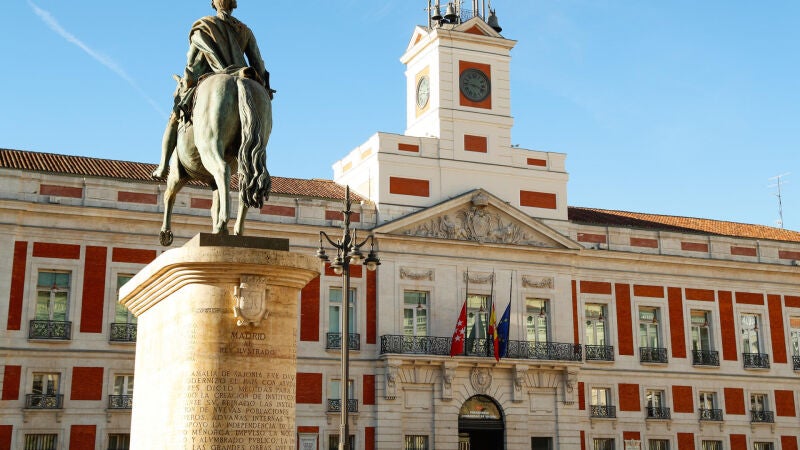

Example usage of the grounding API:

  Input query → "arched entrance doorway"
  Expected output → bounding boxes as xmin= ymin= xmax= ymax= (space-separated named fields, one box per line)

xmin=458 ymin=395 xmax=504 ymax=450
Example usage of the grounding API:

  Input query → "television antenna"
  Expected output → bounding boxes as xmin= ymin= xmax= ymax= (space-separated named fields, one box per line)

xmin=768 ymin=173 xmax=789 ymax=229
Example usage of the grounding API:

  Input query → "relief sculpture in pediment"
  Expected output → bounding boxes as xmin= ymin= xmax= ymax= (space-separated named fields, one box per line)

xmin=403 ymin=206 xmax=550 ymax=246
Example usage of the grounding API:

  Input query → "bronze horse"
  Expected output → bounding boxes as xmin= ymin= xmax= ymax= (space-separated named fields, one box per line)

xmin=159 ymin=72 xmax=272 ymax=246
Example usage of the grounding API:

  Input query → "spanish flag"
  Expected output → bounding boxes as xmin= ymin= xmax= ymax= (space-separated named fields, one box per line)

xmin=487 ymin=301 xmax=500 ymax=361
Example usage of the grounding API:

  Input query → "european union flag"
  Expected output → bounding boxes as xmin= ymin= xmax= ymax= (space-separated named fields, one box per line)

xmin=497 ymin=302 xmax=511 ymax=358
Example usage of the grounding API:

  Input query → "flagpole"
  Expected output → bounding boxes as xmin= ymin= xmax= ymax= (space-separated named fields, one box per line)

xmin=488 ymin=272 xmax=494 ymax=356
xmin=464 ymin=269 xmax=469 ymax=356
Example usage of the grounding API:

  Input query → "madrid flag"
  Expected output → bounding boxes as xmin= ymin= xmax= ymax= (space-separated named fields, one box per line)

xmin=449 ymin=301 xmax=468 ymax=356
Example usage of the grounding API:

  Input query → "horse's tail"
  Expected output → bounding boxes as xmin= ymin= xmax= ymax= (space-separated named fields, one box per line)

xmin=236 ymin=77 xmax=272 ymax=209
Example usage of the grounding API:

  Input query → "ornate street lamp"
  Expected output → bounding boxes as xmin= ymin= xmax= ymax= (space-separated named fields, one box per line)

xmin=316 ymin=186 xmax=379 ymax=450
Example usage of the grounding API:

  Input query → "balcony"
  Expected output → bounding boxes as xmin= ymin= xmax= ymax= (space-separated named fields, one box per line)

xmin=742 ymin=353 xmax=770 ymax=369
xmin=590 ymin=405 xmax=616 ymax=418
xmin=28 ymin=320 xmax=71 ymax=340
xmin=108 ymin=395 xmax=133 ymax=410
xmin=699 ymin=408 xmax=723 ymax=421
xmin=646 ymin=406 xmax=671 ymax=420
xmin=794 ymin=355 xmax=800 ymax=371
xmin=585 ymin=345 xmax=615 ymax=361
xmin=109 ymin=323 xmax=137 ymax=343
xmin=692 ymin=349 xmax=720 ymax=367
xmin=25 ymin=394 xmax=63 ymax=409
xmin=326 ymin=332 xmax=361 ymax=351
xmin=750 ymin=410 xmax=774 ymax=423
xmin=380 ymin=335 xmax=582 ymax=361
xmin=326 ymin=398 xmax=359 ymax=413
xmin=639 ymin=347 xmax=669 ymax=364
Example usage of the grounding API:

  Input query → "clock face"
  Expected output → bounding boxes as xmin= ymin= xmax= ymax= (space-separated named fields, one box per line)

xmin=416 ymin=75 xmax=430 ymax=109
xmin=459 ymin=68 xmax=490 ymax=102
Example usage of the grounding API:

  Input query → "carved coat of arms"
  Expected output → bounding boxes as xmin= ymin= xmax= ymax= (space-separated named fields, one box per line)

xmin=233 ymin=275 xmax=270 ymax=327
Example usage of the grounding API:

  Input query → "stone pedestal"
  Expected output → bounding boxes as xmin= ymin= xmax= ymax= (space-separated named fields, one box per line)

xmin=119 ymin=234 xmax=319 ymax=450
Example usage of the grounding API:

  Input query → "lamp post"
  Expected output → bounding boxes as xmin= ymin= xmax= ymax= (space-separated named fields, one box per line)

xmin=316 ymin=186 xmax=380 ymax=450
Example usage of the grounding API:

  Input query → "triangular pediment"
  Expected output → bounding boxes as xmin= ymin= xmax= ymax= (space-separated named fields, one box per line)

xmin=374 ymin=189 xmax=581 ymax=250
xmin=453 ymin=16 xmax=502 ymax=38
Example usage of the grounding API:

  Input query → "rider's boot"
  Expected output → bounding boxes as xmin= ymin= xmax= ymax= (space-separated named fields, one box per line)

xmin=153 ymin=113 xmax=178 ymax=179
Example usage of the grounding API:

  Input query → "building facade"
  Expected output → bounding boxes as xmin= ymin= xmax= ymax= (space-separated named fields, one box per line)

xmin=2 ymin=8 xmax=800 ymax=450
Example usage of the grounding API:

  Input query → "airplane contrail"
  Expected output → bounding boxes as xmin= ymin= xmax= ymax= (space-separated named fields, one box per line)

xmin=28 ymin=1 xmax=167 ymax=118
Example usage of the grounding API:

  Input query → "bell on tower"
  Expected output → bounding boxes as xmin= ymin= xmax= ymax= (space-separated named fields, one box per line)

xmin=487 ymin=9 xmax=502 ymax=32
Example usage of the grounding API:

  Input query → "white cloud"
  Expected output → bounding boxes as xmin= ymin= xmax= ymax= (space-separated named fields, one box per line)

xmin=28 ymin=1 xmax=166 ymax=117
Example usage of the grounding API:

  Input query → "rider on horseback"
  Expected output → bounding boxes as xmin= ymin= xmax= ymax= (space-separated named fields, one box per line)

xmin=153 ymin=0 xmax=274 ymax=179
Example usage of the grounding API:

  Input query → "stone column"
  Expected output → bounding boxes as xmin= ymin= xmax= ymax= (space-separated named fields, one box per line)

xmin=119 ymin=234 xmax=319 ymax=450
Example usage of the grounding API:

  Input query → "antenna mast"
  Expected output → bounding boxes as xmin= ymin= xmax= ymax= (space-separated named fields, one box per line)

xmin=769 ymin=173 xmax=789 ymax=229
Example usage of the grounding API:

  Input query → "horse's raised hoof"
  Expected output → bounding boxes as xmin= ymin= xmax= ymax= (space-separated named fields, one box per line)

xmin=160 ymin=230 xmax=174 ymax=246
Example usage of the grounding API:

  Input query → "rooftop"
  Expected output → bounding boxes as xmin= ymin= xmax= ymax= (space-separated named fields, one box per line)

xmin=2 ymin=148 xmax=799 ymax=243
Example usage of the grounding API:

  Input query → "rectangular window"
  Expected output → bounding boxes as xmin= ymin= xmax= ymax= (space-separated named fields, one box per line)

xmin=585 ymin=304 xmax=608 ymax=346
xmin=24 ymin=434 xmax=58 ymax=450
xmin=699 ymin=392 xmax=716 ymax=410
xmin=532 ymin=437 xmax=553 ymax=450
xmin=701 ymin=441 xmax=722 ymax=450
xmin=593 ymin=438 xmax=615 ymax=450
xmin=32 ymin=373 xmax=60 ymax=396
xmin=35 ymin=271 xmax=70 ymax=321
xmin=649 ymin=440 xmax=669 ymax=450
xmin=328 ymin=379 xmax=354 ymax=400
xmin=113 ymin=375 xmax=134 ymax=396
xmin=750 ymin=393 xmax=767 ymax=412
xmin=754 ymin=443 xmax=774 ymax=450
xmin=466 ymin=294 xmax=490 ymax=339
xmin=740 ymin=313 xmax=761 ymax=353
xmin=638 ymin=307 xmax=661 ymax=348
xmin=328 ymin=435 xmax=354 ymax=450
xmin=108 ymin=434 xmax=130 ymax=450
xmin=114 ymin=275 xmax=136 ymax=324
xmin=690 ymin=310 xmax=712 ymax=351
xmin=526 ymin=298 xmax=549 ymax=343
xmin=329 ymin=287 xmax=356 ymax=333
xmin=403 ymin=291 xmax=428 ymax=337
xmin=404 ymin=435 xmax=429 ymax=450
xmin=646 ymin=390 xmax=665 ymax=408
xmin=790 ymin=317 xmax=800 ymax=356
xmin=591 ymin=387 xmax=611 ymax=406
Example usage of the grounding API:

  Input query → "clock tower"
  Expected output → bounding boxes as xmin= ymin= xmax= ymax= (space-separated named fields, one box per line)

xmin=402 ymin=11 xmax=516 ymax=152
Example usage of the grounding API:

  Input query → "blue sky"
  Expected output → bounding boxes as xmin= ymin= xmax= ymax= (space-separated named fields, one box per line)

xmin=2 ymin=1 xmax=798 ymax=230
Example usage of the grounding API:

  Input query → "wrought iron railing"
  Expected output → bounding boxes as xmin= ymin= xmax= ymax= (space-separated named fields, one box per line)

xmin=379 ymin=335 xmax=582 ymax=361
xmin=590 ymin=405 xmax=616 ymax=418
xmin=109 ymin=323 xmax=137 ymax=342
xmin=108 ymin=395 xmax=133 ymax=409
xmin=639 ymin=347 xmax=668 ymax=364
xmin=25 ymin=394 xmax=63 ymax=409
xmin=699 ymin=408 xmax=723 ymax=421
xmin=327 ymin=398 xmax=359 ymax=413
xmin=794 ymin=355 xmax=800 ymax=371
xmin=585 ymin=345 xmax=615 ymax=361
xmin=742 ymin=353 xmax=770 ymax=369
xmin=750 ymin=410 xmax=774 ymax=423
xmin=692 ymin=349 xmax=720 ymax=367
xmin=29 ymin=320 xmax=71 ymax=340
xmin=326 ymin=332 xmax=361 ymax=351
xmin=646 ymin=406 xmax=671 ymax=420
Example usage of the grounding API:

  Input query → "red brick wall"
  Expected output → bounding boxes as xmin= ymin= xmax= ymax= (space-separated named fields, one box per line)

xmin=32 ymin=242 xmax=80 ymax=259
xmin=731 ymin=246 xmax=757 ymax=256
xmin=622 ymin=432 xmax=640 ymax=441
xmin=633 ymin=285 xmax=664 ymax=298
xmin=191 ymin=197 xmax=213 ymax=209
xmin=578 ymin=382 xmax=585 ymax=410
xmin=519 ymin=191 xmax=557 ymax=209
xmin=0 ymin=425 xmax=12 ymax=450
xmin=681 ymin=242 xmax=708 ymax=252
xmin=786 ymin=295 xmax=800 ymax=308
xmin=40 ymin=184 xmax=82 ymax=198
xmin=672 ymin=386 xmax=694 ymax=413
xmin=80 ymin=246 xmax=107 ymax=333
xmin=577 ymin=233 xmax=606 ymax=244
xmin=677 ymin=433 xmax=694 ymax=450
xmin=261 ymin=204 xmax=296 ymax=217
xmin=112 ymin=248 xmax=156 ymax=264
xmin=735 ymin=291 xmax=764 ymax=305
xmin=775 ymin=390 xmax=796 ymax=417
xmin=299 ymin=276 xmax=320 ymax=342
xmin=724 ymin=388 xmax=745 ymax=415
xmin=365 ymin=426 xmax=375 ymax=450
xmin=389 ymin=177 xmax=430 ymax=197
xmin=782 ymin=436 xmax=799 ymax=450
xmin=7 ymin=241 xmax=27 ymax=331
xmin=363 ymin=375 xmax=375 ymax=406
xmin=296 ymin=373 xmax=322 ymax=404
xmin=618 ymin=384 xmax=640 ymax=411
xmin=718 ymin=291 xmax=738 ymax=361
xmin=668 ymin=287 xmax=687 ymax=358
xmin=729 ymin=435 xmax=747 ymax=450
xmin=117 ymin=191 xmax=157 ymax=204
xmin=325 ymin=210 xmax=360 ymax=222
xmin=366 ymin=270 xmax=377 ymax=345
xmin=779 ymin=250 xmax=800 ymax=260
xmin=685 ymin=288 xmax=715 ymax=302
xmin=464 ymin=135 xmax=488 ymax=153
xmin=580 ymin=281 xmax=612 ymax=295
xmin=398 ymin=143 xmax=419 ymax=152
xmin=527 ymin=158 xmax=547 ymax=167
xmin=768 ymin=294 xmax=787 ymax=363
xmin=571 ymin=281 xmax=579 ymax=344
xmin=1 ymin=366 xmax=21 ymax=400
xmin=70 ymin=367 xmax=104 ymax=401
xmin=630 ymin=237 xmax=658 ymax=248
xmin=580 ymin=431 xmax=586 ymax=450
xmin=69 ymin=425 xmax=96 ymax=450
xmin=615 ymin=284 xmax=634 ymax=356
